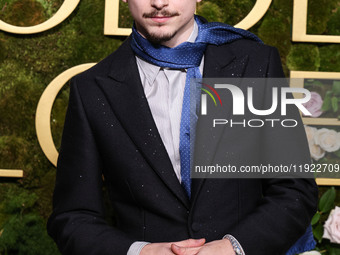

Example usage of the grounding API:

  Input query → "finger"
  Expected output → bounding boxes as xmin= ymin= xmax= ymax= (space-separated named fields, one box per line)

xmin=171 ymin=244 xmax=201 ymax=255
xmin=174 ymin=238 xmax=206 ymax=247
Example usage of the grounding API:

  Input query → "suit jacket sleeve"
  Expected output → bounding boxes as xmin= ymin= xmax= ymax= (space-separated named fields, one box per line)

xmin=47 ymin=78 xmax=135 ymax=255
xmin=231 ymin=47 xmax=318 ymax=254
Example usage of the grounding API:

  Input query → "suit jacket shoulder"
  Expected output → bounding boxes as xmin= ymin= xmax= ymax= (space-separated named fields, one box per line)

xmin=204 ymin=38 xmax=284 ymax=78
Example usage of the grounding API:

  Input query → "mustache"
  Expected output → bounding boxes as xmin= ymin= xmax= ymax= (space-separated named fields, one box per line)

xmin=143 ymin=10 xmax=179 ymax=18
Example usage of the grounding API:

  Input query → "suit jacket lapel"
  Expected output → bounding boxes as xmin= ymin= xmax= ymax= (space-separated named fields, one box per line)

xmin=191 ymin=43 xmax=249 ymax=203
xmin=96 ymin=38 xmax=190 ymax=208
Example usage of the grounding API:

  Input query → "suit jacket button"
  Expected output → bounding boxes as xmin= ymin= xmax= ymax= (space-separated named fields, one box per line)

xmin=192 ymin=222 xmax=200 ymax=232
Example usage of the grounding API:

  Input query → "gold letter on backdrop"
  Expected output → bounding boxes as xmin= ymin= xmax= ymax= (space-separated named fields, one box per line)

xmin=0 ymin=0 xmax=80 ymax=34
xmin=234 ymin=0 xmax=272 ymax=30
xmin=0 ymin=169 xmax=24 ymax=178
xmin=104 ymin=0 xmax=131 ymax=36
xmin=104 ymin=0 xmax=273 ymax=36
xmin=35 ymin=63 xmax=96 ymax=167
xmin=292 ymin=0 xmax=340 ymax=43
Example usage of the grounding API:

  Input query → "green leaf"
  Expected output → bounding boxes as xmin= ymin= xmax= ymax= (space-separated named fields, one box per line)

xmin=329 ymin=246 xmax=340 ymax=255
xmin=313 ymin=80 xmax=324 ymax=87
xmin=322 ymin=91 xmax=333 ymax=112
xmin=305 ymin=79 xmax=323 ymax=87
xmin=332 ymin=97 xmax=339 ymax=112
xmin=333 ymin=81 xmax=340 ymax=96
xmin=319 ymin=187 xmax=336 ymax=213
xmin=311 ymin=212 xmax=321 ymax=225
xmin=313 ymin=223 xmax=324 ymax=243
xmin=334 ymin=150 xmax=340 ymax=158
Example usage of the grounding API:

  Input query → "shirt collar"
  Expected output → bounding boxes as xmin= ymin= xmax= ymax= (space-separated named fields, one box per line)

xmin=187 ymin=19 xmax=198 ymax=43
xmin=136 ymin=20 xmax=199 ymax=85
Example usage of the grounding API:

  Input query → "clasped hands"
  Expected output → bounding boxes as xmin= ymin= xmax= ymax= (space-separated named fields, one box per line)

xmin=140 ymin=238 xmax=236 ymax=255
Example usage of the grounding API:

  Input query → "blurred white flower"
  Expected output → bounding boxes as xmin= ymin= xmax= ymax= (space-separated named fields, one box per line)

xmin=314 ymin=128 xmax=340 ymax=153
xmin=304 ymin=126 xmax=325 ymax=160
xmin=309 ymin=142 xmax=326 ymax=161
xmin=323 ymin=206 xmax=340 ymax=243
xmin=299 ymin=251 xmax=321 ymax=255
xmin=305 ymin=125 xmax=318 ymax=143
xmin=300 ymin=251 xmax=321 ymax=255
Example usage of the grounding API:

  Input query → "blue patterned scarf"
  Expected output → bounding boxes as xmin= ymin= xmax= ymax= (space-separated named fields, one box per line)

xmin=130 ymin=15 xmax=315 ymax=255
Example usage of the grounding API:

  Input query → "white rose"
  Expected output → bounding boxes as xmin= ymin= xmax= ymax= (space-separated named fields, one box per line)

xmin=314 ymin=128 xmax=340 ymax=153
xmin=299 ymin=251 xmax=321 ymax=255
xmin=323 ymin=206 xmax=340 ymax=243
xmin=308 ymin=140 xmax=325 ymax=161
xmin=304 ymin=125 xmax=317 ymax=143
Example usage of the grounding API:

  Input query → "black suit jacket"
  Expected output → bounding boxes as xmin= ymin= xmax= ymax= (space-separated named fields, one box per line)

xmin=47 ymin=37 xmax=318 ymax=255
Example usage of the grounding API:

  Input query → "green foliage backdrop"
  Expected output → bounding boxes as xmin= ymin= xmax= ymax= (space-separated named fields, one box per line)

xmin=0 ymin=0 xmax=340 ymax=254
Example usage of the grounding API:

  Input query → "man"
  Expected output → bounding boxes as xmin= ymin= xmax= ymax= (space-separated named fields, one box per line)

xmin=47 ymin=0 xmax=318 ymax=254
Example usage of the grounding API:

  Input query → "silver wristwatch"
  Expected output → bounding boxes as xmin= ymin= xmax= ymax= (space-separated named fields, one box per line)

xmin=223 ymin=234 xmax=245 ymax=255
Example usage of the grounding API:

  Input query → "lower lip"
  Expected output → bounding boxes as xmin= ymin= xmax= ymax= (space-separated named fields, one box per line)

xmin=150 ymin=17 xmax=172 ymax=23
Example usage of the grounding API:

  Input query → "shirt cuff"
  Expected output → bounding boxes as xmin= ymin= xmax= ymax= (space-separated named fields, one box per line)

xmin=223 ymin=234 xmax=245 ymax=255
xmin=127 ymin=241 xmax=150 ymax=255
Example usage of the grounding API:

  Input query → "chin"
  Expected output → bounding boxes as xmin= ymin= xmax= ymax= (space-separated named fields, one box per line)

xmin=145 ymin=30 xmax=177 ymax=45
